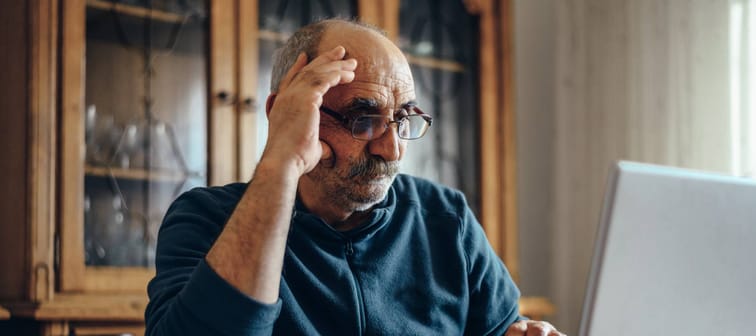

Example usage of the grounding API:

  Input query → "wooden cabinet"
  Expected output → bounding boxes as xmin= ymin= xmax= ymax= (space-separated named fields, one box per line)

xmin=0 ymin=0 xmax=549 ymax=334
xmin=59 ymin=0 xmax=215 ymax=294
xmin=2 ymin=0 xmax=257 ymax=334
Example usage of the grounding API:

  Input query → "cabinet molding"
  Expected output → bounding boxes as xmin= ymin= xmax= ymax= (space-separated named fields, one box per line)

xmin=210 ymin=0 xmax=239 ymax=185
xmin=0 ymin=0 xmax=31 ymax=303
xmin=59 ymin=0 xmax=87 ymax=293
xmin=28 ymin=0 xmax=59 ymax=302
xmin=237 ymin=0 xmax=260 ymax=180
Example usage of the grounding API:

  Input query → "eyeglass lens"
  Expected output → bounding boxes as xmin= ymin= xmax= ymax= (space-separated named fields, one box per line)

xmin=351 ymin=115 xmax=429 ymax=140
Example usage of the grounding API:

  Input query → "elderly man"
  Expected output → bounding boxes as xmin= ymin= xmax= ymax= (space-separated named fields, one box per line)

xmin=145 ymin=19 xmax=563 ymax=336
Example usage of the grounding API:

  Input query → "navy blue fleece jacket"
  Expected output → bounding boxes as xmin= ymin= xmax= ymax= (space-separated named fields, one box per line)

xmin=145 ymin=174 xmax=522 ymax=335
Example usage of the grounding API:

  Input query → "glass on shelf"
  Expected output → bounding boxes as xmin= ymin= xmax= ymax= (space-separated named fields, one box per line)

xmin=84 ymin=104 xmax=121 ymax=166
xmin=116 ymin=123 xmax=141 ymax=169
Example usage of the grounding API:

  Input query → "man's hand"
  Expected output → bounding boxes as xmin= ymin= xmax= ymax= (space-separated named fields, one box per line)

xmin=206 ymin=46 xmax=356 ymax=304
xmin=505 ymin=320 xmax=566 ymax=336
xmin=263 ymin=45 xmax=357 ymax=176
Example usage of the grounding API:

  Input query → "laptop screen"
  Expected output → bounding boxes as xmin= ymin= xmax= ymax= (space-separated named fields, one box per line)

xmin=579 ymin=161 xmax=756 ymax=336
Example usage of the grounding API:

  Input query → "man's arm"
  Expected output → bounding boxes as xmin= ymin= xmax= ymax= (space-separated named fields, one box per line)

xmin=206 ymin=45 xmax=355 ymax=304
xmin=458 ymin=195 xmax=565 ymax=336
xmin=460 ymin=198 xmax=523 ymax=335
xmin=144 ymin=46 xmax=356 ymax=335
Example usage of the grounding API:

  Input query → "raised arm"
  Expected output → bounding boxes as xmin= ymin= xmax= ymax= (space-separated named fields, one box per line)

xmin=145 ymin=46 xmax=356 ymax=336
xmin=206 ymin=46 xmax=356 ymax=304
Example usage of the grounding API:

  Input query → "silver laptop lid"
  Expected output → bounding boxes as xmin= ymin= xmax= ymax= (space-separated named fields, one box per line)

xmin=579 ymin=161 xmax=756 ymax=336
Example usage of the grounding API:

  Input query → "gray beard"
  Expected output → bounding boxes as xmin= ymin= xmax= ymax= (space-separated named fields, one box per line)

xmin=310 ymin=155 xmax=400 ymax=211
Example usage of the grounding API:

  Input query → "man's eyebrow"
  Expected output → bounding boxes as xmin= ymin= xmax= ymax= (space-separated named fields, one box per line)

xmin=342 ymin=98 xmax=418 ymax=115
xmin=401 ymin=100 xmax=418 ymax=109
xmin=343 ymin=98 xmax=381 ymax=115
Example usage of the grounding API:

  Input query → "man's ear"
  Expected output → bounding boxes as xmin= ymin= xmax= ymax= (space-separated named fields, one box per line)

xmin=265 ymin=94 xmax=277 ymax=118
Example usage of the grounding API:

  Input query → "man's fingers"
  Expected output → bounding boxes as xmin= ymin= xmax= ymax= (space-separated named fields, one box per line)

xmin=278 ymin=52 xmax=308 ymax=92
xmin=277 ymin=45 xmax=357 ymax=97
xmin=523 ymin=321 xmax=559 ymax=336
xmin=506 ymin=320 xmax=565 ymax=336
xmin=295 ymin=69 xmax=356 ymax=96
xmin=504 ymin=320 xmax=527 ymax=336
xmin=320 ymin=140 xmax=333 ymax=165
xmin=320 ymin=140 xmax=333 ymax=159
xmin=337 ymin=69 xmax=356 ymax=85
xmin=305 ymin=45 xmax=347 ymax=67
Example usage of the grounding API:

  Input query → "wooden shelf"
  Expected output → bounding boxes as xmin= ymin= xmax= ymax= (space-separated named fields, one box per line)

xmin=519 ymin=296 xmax=556 ymax=320
xmin=258 ymin=29 xmax=465 ymax=73
xmin=258 ymin=29 xmax=289 ymax=43
xmin=4 ymin=293 xmax=147 ymax=322
xmin=2 ymin=295 xmax=551 ymax=323
xmin=86 ymin=0 xmax=191 ymax=24
xmin=85 ymin=165 xmax=202 ymax=182
xmin=2 ymin=295 xmax=552 ymax=323
xmin=405 ymin=54 xmax=466 ymax=73
xmin=84 ymin=267 xmax=155 ymax=293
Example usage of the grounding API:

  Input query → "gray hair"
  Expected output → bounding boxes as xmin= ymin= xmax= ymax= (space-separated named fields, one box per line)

xmin=269 ymin=18 xmax=387 ymax=92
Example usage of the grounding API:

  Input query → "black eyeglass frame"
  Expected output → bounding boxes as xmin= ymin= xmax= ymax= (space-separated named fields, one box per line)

xmin=319 ymin=105 xmax=433 ymax=141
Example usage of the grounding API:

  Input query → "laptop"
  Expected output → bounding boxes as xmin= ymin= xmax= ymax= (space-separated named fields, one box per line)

xmin=579 ymin=161 xmax=756 ymax=336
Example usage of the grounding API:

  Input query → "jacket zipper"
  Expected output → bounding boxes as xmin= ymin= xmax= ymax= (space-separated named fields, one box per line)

xmin=345 ymin=240 xmax=366 ymax=335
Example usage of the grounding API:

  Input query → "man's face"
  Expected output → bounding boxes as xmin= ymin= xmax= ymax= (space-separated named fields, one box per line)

xmin=302 ymin=26 xmax=416 ymax=212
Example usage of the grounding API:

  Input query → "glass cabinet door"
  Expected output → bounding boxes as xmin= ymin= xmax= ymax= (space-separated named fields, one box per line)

xmin=83 ymin=0 xmax=209 ymax=268
xmin=397 ymin=0 xmax=481 ymax=215
xmin=60 ymin=0 xmax=211 ymax=292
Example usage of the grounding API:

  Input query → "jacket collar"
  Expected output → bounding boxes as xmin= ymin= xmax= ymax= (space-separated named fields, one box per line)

xmin=291 ymin=182 xmax=397 ymax=242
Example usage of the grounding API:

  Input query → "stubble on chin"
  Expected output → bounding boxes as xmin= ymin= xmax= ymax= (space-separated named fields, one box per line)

xmin=307 ymin=155 xmax=400 ymax=211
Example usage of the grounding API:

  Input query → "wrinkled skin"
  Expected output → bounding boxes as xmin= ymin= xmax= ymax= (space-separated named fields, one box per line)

xmin=267 ymin=22 xmax=414 ymax=230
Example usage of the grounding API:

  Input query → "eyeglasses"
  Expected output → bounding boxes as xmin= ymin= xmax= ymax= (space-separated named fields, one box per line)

xmin=319 ymin=105 xmax=433 ymax=141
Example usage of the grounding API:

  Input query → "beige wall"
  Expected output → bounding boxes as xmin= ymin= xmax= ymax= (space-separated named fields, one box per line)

xmin=513 ymin=0 xmax=556 ymax=301
xmin=514 ymin=0 xmax=738 ymax=334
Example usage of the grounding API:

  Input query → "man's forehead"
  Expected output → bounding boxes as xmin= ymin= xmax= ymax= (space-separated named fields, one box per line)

xmin=318 ymin=23 xmax=409 ymax=72
xmin=326 ymin=72 xmax=415 ymax=108
xmin=316 ymin=22 xmax=415 ymax=106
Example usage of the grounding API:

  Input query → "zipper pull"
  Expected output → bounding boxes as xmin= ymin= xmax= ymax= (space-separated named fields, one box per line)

xmin=345 ymin=240 xmax=354 ymax=256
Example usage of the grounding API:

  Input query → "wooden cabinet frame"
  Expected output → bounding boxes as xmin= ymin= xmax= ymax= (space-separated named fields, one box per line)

xmin=0 ymin=0 xmax=59 ymax=304
xmin=57 ymin=0 xmax=250 ymax=294
xmin=1 ymin=0 xmax=554 ymax=331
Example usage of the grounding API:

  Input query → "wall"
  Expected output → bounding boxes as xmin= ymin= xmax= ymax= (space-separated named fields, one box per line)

xmin=513 ymin=0 xmax=556 ymax=301
xmin=514 ymin=0 xmax=738 ymax=334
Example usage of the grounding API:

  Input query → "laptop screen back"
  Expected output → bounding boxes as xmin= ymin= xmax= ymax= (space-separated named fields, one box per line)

xmin=579 ymin=161 xmax=756 ymax=336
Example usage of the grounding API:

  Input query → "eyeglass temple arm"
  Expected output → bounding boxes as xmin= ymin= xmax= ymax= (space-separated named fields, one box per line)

xmin=319 ymin=106 xmax=350 ymax=125
xmin=411 ymin=106 xmax=433 ymax=126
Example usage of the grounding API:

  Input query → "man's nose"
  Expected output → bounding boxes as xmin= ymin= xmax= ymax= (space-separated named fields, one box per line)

xmin=368 ymin=126 xmax=401 ymax=161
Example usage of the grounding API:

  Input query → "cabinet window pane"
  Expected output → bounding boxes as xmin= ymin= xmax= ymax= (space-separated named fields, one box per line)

xmin=260 ymin=0 xmax=356 ymax=33
xmin=398 ymin=0 xmax=481 ymax=215
xmin=83 ymin=1 xmax=209 ymax=267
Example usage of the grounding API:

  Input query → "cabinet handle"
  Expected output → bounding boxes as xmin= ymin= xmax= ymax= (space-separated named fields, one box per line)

xmin=216 ymin=91 xmax=236 ymax=106
xmin=242 ymin=97 xmax=257 ymax=112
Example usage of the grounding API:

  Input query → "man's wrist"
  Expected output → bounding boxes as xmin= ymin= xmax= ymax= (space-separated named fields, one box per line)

xmin=255 ymin=153 xmax=306 ymax=181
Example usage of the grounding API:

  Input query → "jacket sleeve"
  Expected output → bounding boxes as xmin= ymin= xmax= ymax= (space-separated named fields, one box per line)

xmin=144 ymin=188 xmax=282 ymax=336
xmin=459 ymin=195 xmax=524 ymax=335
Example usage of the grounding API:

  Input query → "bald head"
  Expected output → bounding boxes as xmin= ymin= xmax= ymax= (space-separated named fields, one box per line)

xmin=269 ymin=19 xmax=397 ymax=92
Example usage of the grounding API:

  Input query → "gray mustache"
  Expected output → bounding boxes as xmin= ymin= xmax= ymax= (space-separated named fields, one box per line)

xmin=347 ymin=157 xmax=399 ymax=179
